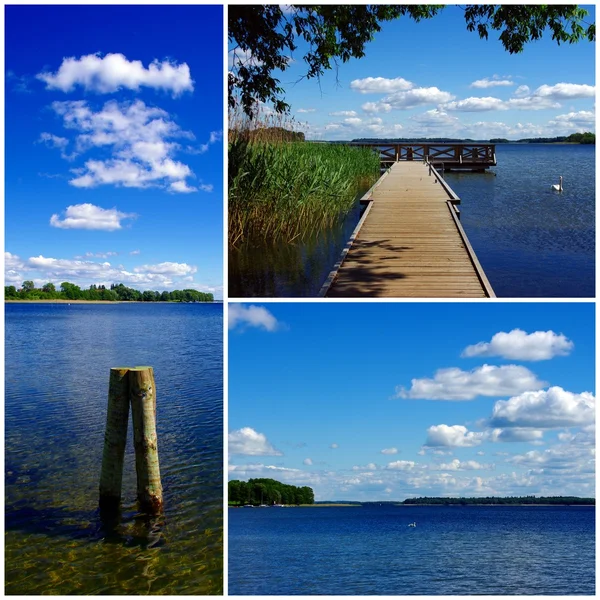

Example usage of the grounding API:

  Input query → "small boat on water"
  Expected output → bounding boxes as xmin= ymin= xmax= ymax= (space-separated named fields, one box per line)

xmin=408 ymin=522 xmax=417 ymax=527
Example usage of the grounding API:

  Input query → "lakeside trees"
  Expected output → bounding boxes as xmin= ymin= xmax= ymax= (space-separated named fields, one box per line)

xmin=229 ymin=5 xmax=595 ymax=117
xmin=5 ymin=281 xmax=214 ymax=302
xmin=229 ymin=478 xmax=315 ymax=505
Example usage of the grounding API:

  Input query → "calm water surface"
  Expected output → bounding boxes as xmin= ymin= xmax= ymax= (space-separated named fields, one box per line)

xmin=230 ymin=144 xmax=594 ymax=297
xmin=229 ymin=505 xmax=595 ymax=595
xmin=446 ymin=144 xmax=594 ymax=297
xmin=5 ymin=303 xmax=223 ymax=595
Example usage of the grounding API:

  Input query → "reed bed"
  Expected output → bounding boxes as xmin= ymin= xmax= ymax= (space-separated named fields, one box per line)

xmin=229 ymin=139 xmax=380 ymax=245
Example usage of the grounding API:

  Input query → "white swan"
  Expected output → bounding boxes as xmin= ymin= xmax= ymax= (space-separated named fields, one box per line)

xmin=408 ymin=522 xmax=416 ymax=527
xmin=552 ymin=176 xmax=563 ymax=192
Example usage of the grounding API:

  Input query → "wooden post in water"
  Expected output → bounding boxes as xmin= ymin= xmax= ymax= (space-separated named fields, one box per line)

xmin=129 ymin=366 xmax=163 ymax=514
xmin=99 ymin=367 xmax=131 ymax=512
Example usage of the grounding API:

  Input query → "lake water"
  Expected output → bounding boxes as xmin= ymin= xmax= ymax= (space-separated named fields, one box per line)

xmin=229 ymin=505 xmax=595 ymax=595
xmin=229 ymin=144 xmax=594 ymax=297
xmin=5 ymin=302 xmax=223 ymax=594
xmin=446 ymin=144 xmax=594 ymax=297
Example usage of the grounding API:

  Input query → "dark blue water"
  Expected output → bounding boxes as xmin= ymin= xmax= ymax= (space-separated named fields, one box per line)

xmin=5 ymin=302 xmax=223 ymax=594
xmin=446 ymin=144 xmax=595 ymax=297
xmin=229 ymin=505 xmax=595 ymax=595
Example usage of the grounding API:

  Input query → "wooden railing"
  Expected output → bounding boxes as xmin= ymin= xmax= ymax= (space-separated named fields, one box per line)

xmin=350 ymin=143 xmax=496 ymax=169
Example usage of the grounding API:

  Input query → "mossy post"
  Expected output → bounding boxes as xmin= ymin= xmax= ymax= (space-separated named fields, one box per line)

xmin=99 ymin=367 xmax=131 ymax=513
xmin=130 ymin=366 xmax=163 ymax=514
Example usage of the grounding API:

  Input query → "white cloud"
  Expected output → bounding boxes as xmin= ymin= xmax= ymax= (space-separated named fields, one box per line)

xmin=229 ymin=427 xmax=282 ymax=456
xmin=330 ymin=443 xmax=339 ymax=449
xmin=426 ymin=424 xmax=486 ymax=447
xmin=8 ymin=253 xmax=204 ymax=291
xmin=38 ymin=132 xmax=74 ymax=160
xmin=433 ymin=459 xmax=492 ymax=471
xmin=443 ymin=82 xmax=594 ymax=113
xmin=37 ymin=52 xmax=193 ymax=96
xmin=381 ymin=447 xmax=398 ymax=455
xmin=362 ymin=87 xmax=454 ymax=112
xmin=490 ymin=387 xmax=595 ymax=429
xmin=169 ymin=180 xmax=198 ymax=193
xmin=470 ymin=77 xmax=514 ymax=89
xmin=303 ymin=458 xmax=313 ymax=466
xmin=397 ymin=364 xmax=545 ymax=400
xmin=49 ymin=99 xmax=200 ymax=193
xmin=514 ymin=85 xmax=530 ymax=97
xmin=534 ymin=82 xmax=595 ymax=100
xmin=297 ymin=108 xmax=316 ymax=113
xmin=229 ymin=304 xmax=279 ymax=332
xmin=549 ymin=110 xmax=596 ymax=128
xmin=488 ymin=428 xmax=545 ymax=443
xmin=350 ymin=76 xmax=413 ymax=94
xmin=133 ymin=262 xmax=196 ymax=276
xmin=129 ymin=249 xmax=141 ymax=255
xmin=462 ymin=329 xmax=574 ymax=361
xmin=50 ymin=203 xmax=136 ymax=231
xmin=387 ymin=460 xmax=415 ymax=471
xmin=329 ymin=110 xmax=358 ymax=117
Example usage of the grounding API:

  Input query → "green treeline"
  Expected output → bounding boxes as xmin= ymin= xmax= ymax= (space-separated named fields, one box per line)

xmin=228 ymin=478 xmax=315 ymax=506
xmin=403 ymin=496 xmax=595 ymax=505
xmin=5 ymin=281 xmax=214 ymax=302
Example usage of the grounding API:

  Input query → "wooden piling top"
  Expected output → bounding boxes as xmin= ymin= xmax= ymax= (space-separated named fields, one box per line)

xmin=321 ymin=161 xmax=495 ymax=298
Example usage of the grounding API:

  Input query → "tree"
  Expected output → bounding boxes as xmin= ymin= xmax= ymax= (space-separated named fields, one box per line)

xmin=22 ymin=280 xmax=35 ymax=292
xmin=5 ymin=285 xmax=17 ymax=297
xmin=229 ymin=5 xmax=595 ymax=117
xmin=42 ymin=282 xmax=56 ymax=293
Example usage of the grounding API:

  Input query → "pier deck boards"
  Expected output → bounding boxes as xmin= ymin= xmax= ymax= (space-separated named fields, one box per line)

xmin=323 ymin=161 xmax=494 ymax=298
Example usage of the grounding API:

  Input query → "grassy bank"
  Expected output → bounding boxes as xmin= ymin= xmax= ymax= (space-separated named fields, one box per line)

xmin=229 ymin=140 xmax=380 ymax=245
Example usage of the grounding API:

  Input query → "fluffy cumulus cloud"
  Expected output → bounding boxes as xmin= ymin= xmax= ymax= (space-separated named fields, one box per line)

xmin=489 ymin=387 xmax=595 ymax=429
xmin=443 ymin=82 xmax=595 ymax=113
xmin=303 ymin=458 xmax=313 ymax=466
xmin=362 ymin=87 xmax=454 ymax=112
xmin=329 ymin=110 xmax=358 ymax=117
xmin=37 ymin=53 xmax=194 ymax=96
xmin=5 ymin=252 xmax=204 ymax=291
xmin=229 ymin=427 xmax=282 ymax=456
xmin=387 ymin=460 xmax=415 ymax=470
xmin=462 ymin=329 xmax=574 ymax=361
xmin=397 ymin=364 xmax=545 ymax=401
xmin=46 ymin=99 xmax=208 ymax=193
xmin=381 ymin=447 xmax=398 ymax=455
xmin=426 ymin=424 xmax=486 ymax=448
xmin=470 ymin=76 xmax=514 ymax=89
xmin=228 ymin=304 xmax=279 ymax=332
xmin=50 ymin=203 xmax=136 ymax=231
xmin=350 ymin=76 xmax=413 ymax=94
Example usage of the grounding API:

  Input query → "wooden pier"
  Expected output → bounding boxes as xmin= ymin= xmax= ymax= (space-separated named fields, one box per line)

xmin=320 ymin=161 xmax=495 ymax=298
xmin=350 ymin=142 xmax=496 ymax=171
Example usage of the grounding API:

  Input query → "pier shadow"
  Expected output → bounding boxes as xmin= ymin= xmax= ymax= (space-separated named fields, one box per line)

xmin=327 ymin=238 xmax=413 ymax=297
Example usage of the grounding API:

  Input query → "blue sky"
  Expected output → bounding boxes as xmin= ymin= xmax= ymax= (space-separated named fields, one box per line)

xmin=6 ymin=5 xmax=223 ymax=297
xmin=229 ymin=6 xmax=595 ymax=141
xmin=229 ymin=303 xmax=595 ymax=501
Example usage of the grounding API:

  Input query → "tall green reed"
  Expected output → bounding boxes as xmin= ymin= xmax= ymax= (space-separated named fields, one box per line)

xmin=229 ymin=140 xmax=380 ymax=245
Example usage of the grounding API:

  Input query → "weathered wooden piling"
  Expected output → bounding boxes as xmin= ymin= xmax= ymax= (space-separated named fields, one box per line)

xmin=129 ymin=367 xmax=163 ymax=514
xmin=99 ymin=368 xmax=131 ymax=512
xmin=99 ymin=366 xmax=163 ymax=515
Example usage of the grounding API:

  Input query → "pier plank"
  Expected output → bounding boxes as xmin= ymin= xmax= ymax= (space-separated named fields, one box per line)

xmin=323 ymin=161 xmax=494 ymax=298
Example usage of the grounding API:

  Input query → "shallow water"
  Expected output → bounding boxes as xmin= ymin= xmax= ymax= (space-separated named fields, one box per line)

xmin=229 ymin=187 xmax=369 ymax=298
xmin=5 ymin=302 xmax=223 ymax=594
xmin=229 ymin=504 xmax=595 ymax=595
